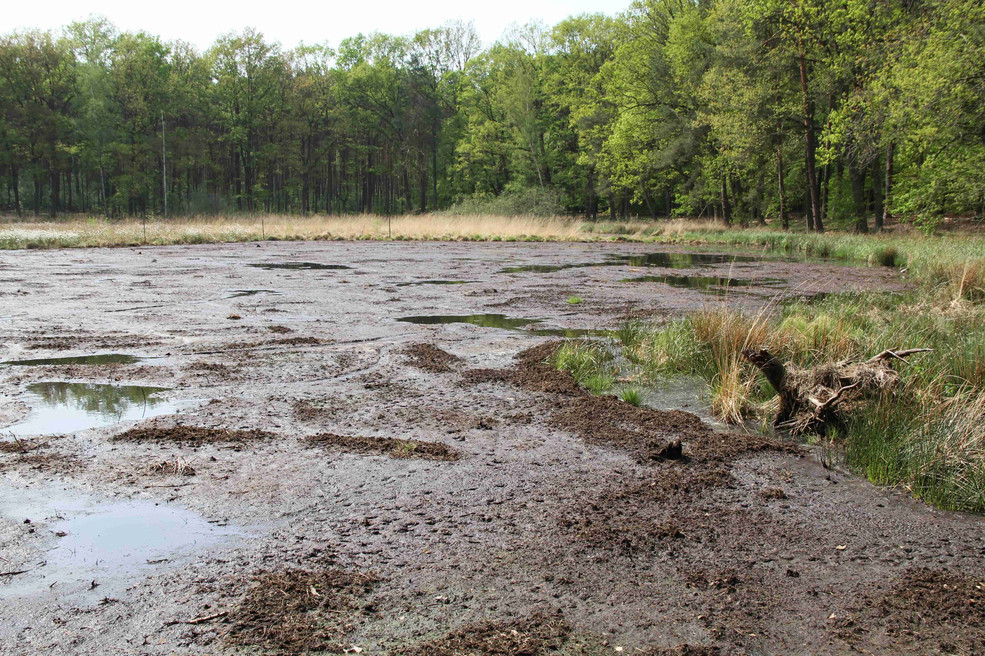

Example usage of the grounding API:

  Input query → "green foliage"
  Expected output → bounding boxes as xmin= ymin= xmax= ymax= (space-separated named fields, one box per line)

xmin=0 ymin=3 xmax=982 ymax=223
xmin=619 ymin=387 xmax=645 ymax=406
xmin=444 ymin=186 xmax=564 ymax=217
xmin=550 ymin=340 xmax=615 ymax=392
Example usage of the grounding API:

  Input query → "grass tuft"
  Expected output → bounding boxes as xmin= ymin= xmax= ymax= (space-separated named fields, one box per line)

xmin=619 ymin=387 xmax=645 ymax=406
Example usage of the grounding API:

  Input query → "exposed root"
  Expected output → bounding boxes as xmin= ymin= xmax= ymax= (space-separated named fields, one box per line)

xmin=742 ymin=347 xmax=932 ymax=435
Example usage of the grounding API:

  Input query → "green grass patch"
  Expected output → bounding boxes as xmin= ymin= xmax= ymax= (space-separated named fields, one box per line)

xmin=550 ymin=340 xmax=615 ymax=393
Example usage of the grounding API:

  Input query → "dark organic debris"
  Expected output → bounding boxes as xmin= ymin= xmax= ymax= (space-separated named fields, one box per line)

xmin=227 ymin=569 xmax=379 ymax=655
xmin=403 ymin=343 xmax=462 ymax=373
xmin=114 ymin=424 xmax=275 ymax=446
xmin=638 ymin=646 xmax=722 ymax=656
xmin=0 ymin=439 xmax=42 ymax=454
xmin=391 ymin=612 xmax=570 ymax=656
xmin=0 ymin=440 xmax=81 ymax=473
xmin=834 ymin=568 xmax=985 ymax=654
xmin=305 ymin=433 xmax=459 ymax=461
xmin=267 ymin=325 xmax=294 ymax=334
xmin=292 ymin=399 xmax=342 ymax=422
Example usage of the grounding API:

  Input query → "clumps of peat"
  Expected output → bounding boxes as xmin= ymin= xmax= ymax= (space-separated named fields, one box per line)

xmin=227 ymin=569 xmax=379 ymax=655
xmin=114 ymin=424 xmax=275 ymax=446
xmin=403 ymin=343 xmax=462 ymax=373
xmin=305 ymin=433 xmax=459 ymax=461
xmin=466 ymin=341 xmax=793 ymax=464
xmin=0 ymin=439 xmax=82 ymax=473
xmin=391 ymin=612 xmax=570 ymax=656
xmin=835 ymin=568 xmax=985 ymax=654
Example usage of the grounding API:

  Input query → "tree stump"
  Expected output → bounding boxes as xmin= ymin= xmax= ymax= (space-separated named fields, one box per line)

xmin=742 ymin=347 xmax=931 ymax=435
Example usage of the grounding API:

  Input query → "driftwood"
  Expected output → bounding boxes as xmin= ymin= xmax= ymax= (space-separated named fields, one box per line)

xmin=742 ymin=347 xmax=932 ymax=435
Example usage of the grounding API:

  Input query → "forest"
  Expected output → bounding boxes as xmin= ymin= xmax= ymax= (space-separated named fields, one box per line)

xmin=0 ymin=0 xmax=982 ymax=232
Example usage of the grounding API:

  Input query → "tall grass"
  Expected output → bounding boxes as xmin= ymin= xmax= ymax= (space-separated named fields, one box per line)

xmin=0 ymin=213 xmax=630 ymax=248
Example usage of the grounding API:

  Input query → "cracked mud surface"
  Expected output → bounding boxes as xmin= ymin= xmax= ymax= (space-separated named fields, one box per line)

xmin=1 ymin=240 xmax=981 ymax=655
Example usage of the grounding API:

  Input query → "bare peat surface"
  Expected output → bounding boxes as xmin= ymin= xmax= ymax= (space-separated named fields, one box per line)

xmin=0 ymin=240 xmax=980 ymax=655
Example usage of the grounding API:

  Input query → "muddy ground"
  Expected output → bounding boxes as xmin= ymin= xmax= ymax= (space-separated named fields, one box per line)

xmin=0 ymin=240 xmax=981 ymax=655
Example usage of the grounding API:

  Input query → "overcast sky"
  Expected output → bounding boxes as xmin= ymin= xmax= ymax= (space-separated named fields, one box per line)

xmin=2 ymin=0 xmax=628 ymax=52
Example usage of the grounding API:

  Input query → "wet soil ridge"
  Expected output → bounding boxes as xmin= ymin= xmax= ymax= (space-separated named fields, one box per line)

xmin=113 ymin=424 xmax=276 ymax=446
xmin=834 ymin=567 xmax=985 ymax=654
xmin=390 ymin=611 xmax=570 ymax=656
xmin=305 ymin=433 xmax=460 ymax=461
xmin=226 ymin=568 xmax=379 ymax=655
xmin=402 ymin=343 xmax=462 ymax=373
xmin=468 ymin=341 xmax=792 ymax=464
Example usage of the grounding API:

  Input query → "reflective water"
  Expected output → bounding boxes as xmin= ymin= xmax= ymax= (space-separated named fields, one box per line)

xmin=1 ymin=354 xmax=147 ymax=367
xmin=397 ymin=314 xmax=609 ymax=338
xmin=619 ymin=275 xmax=786 ymax=293
xmin=0 ymin=486 xmax=240 ymax=600
xmin=500 ymin=251 xmax=760 ymax=273
xmin=224 ymin=289 xmax=284 ymax=298
xmin=394 ymin=280 xmax=471 ymax=287
xmin=6 ymin=383 xmax=176 ymax=437
xmin=249 ymin=262 xmax=351 ymax=270
xmin=398 ymin=314 xmax=541 ymax=329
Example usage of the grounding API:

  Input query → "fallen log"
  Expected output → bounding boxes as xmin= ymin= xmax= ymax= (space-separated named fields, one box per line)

xmin=741 ymin=347 xmax=931 ymax=435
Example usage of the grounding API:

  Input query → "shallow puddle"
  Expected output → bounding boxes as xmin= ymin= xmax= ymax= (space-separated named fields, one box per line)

xmin=398 ymin=314 xmax=541 ymax=330
xmin=249 ymin=262 xmax=351 ymax=270
xmin=1 ymin=354 xmax=148 ymax=367
xmin=500 ymin=251 xmax=760 ymax=273
xmin=398 ymin=314 xmax=608 ymax=338
xmin=224 ymin=289 xmax=284 ymax=298
xmin=0 ymin=486 xmax=240 ymax=601
xmin=6 ymin=382 xmax=176 ymax=437
xmin=394 ymin=280 xmax=471 ymax=287
xmin=619 ymin=275 xmax=786 ymax=293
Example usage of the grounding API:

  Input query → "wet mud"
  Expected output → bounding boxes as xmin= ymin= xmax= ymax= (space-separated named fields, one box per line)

xmin=0 ymin=240 xmax=974 ymax=655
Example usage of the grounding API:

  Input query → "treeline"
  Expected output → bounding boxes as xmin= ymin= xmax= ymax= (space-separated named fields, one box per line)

xmin=0 ymin=0 xmax=983 ymax=231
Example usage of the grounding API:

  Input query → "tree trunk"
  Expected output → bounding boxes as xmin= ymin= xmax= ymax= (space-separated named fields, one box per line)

xmin=11 ymin=164 xmax=20 ymax=217
xmin=850 ymin=164 xmax=868 ymax=233
xmin=798 ymin=55 xmax=822 ymax=232
xmin=871 ymin=154 xmax=884 ymax=230
xmin=777 ymin=131 xmax=788 ymax=229
xmin=879 ymin=142 xmax=894 ymax=231
xmin=720 ymin=174 xmax=732 ymax=226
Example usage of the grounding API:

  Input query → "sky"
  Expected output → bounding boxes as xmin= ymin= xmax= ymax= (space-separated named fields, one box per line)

xmin=1 ymin=0 xmax=628 ymax=52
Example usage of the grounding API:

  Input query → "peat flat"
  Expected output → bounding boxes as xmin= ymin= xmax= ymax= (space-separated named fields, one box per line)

xmin=2 ymin=240 xmax=975 ymax=656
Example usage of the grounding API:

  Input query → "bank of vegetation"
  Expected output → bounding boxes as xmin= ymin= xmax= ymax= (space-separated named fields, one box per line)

xmin=0 ymin=0 xmax=982 ymax=234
